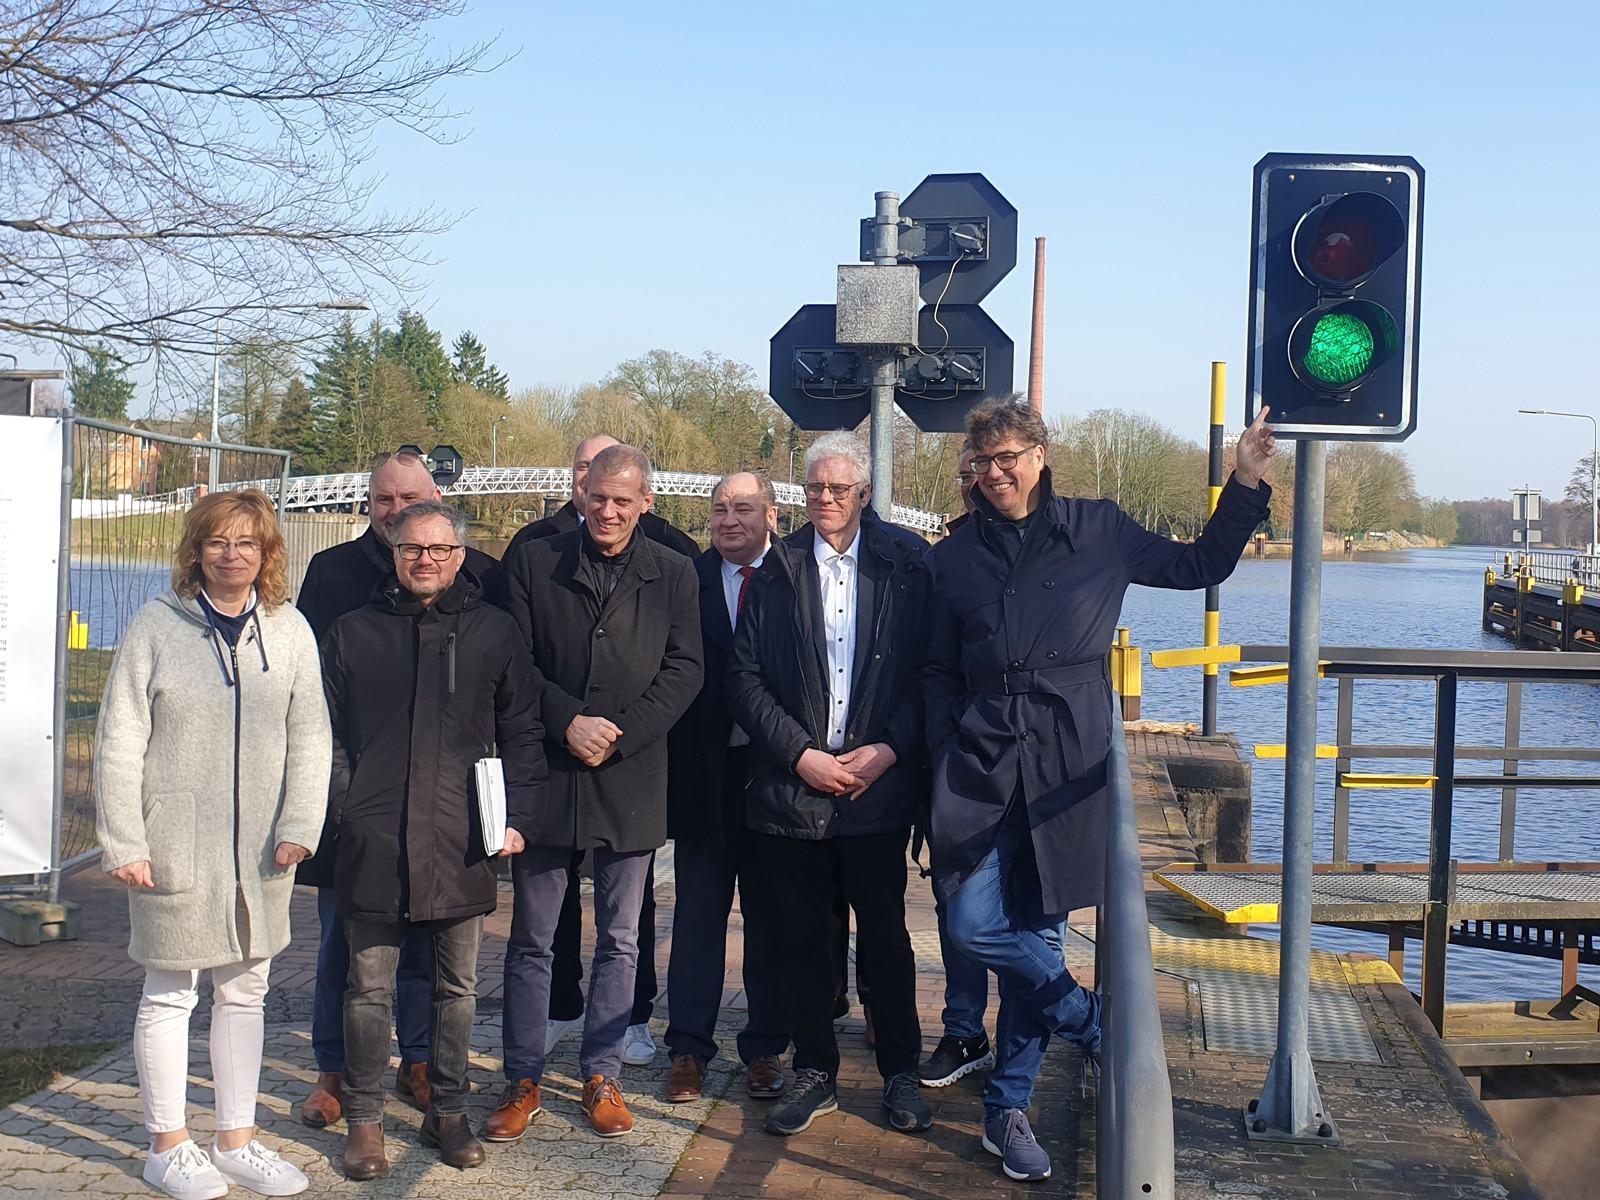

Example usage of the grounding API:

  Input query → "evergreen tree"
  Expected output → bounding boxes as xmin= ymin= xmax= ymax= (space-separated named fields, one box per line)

xmin=479 ymin=364 xmax=510 ymax=400
xmin=451 ymin=331 xmax=488 ymax=385
xmin=270 ymin=377 xmax=322 ymax=472
xmin=310 ymin=317 xmax=378 ymax=469
xmin=382 ymin=309 xmax=451 ymax=421
xmin=69 ymin=345 xmax=135 ymax=420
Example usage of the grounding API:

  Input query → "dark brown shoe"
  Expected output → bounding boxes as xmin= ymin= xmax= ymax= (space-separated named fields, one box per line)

xmin=421 ymin=1109 xmax=485 ymax=1169
xmin=582 ymin=1075 xmax=634 ymax=1137
xmin=341 ymin=1121 xmax=389 ymax=1181
xmin=746 ymin=1055 xmax=788 ymax=1099
xmin=300 ymin=1071 xmax=344 ymax=1128
xmin=482 ymin=1078 xmax=542 ymax=1142
xmin=863 ymin=1003 xmax=877 ymax=1050
xmin=395 ymin=1060 xmax=432 ymax=1112
xmin=665 ymin=1055 xmax=705 ymax=1103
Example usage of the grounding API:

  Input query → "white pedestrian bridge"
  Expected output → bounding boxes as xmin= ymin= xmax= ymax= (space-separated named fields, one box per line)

xmin=158 ymin=466 xmax=947 ymax=536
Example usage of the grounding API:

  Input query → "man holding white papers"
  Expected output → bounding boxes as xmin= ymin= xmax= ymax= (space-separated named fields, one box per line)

xmin=321 ymin=502 xmax=546 ymax=1181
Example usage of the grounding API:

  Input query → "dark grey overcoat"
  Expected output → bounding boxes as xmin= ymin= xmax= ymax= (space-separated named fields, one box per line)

xmin=922 ymin=468 xmax=1269 ymax=915
xmin=495 ymin=527 xmax=703 ymax=853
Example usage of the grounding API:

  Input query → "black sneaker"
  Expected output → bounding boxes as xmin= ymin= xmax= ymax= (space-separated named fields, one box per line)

xmin=882 ymin=1072 xmax=933 ymax=1133
xmin=919 ymin=1033 xmax=995 ymax=1087
xmin=763 ymin=1068 xmax=838 ymax=1136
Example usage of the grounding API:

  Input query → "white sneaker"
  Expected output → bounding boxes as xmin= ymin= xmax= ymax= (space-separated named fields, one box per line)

xmin=622 ymin=1022 xmax=657 ymax=1066
xmin=142 ymin=1139 xmax=229 ymax=1200
xmin=208 ymin=1139 xmax=309 ymax=1197
xmin=545 ymin=1015 xmax=584 ymax=1054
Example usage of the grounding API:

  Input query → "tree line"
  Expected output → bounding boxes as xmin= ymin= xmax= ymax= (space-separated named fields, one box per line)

xmin=73 ymin=317 xmax=1484 ymax=546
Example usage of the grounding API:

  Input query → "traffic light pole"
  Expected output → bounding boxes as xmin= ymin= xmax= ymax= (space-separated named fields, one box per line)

xmin=1247 ymin=438 xmax=1339 ymax=1146
xmin=867 ymin=190 xmax=899 ymax=520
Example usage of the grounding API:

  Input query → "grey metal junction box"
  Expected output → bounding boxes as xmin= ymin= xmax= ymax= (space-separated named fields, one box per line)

xmin=835 ymin=265 xmax=918 ymax=346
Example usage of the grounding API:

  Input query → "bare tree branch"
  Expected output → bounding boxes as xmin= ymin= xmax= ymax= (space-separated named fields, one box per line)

xmin=0 ymin=0 xmax=505 ymax=359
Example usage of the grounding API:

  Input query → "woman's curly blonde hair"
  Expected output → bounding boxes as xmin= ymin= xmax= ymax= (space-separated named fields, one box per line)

xmin=170 ymin=489 xmax=289 ymax=609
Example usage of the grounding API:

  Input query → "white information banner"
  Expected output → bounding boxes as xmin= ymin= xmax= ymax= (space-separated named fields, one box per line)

xmin=0 ymin=415 xmax=64 ymax=876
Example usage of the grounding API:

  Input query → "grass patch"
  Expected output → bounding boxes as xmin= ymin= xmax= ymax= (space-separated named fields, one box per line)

xmin=0 ymin=1042 xmax=118 ymax=1108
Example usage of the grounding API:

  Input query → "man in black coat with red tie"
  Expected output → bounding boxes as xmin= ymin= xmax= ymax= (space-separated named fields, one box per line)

xmin=660 ymin=472 xmax=790 ymax=1104
xmin=923 ymin=399 xmax=1277 ymax=1182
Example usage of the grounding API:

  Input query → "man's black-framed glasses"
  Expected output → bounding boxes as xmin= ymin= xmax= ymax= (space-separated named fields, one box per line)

xmin=395 ymin=543 xmax=462 ymax=562
xmin=969 ymin=445 xmax=1040 ymax=474
xmin=803 ymin=481 xmax=859 ymax=501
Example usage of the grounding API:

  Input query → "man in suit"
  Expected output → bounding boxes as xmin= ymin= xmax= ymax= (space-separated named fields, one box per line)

xmin=496 ymin=432 xmax=698 ymax=1067
xmin=728 ymin=431 xmax=933 ymax=1138
xmin=661 ymin=472 xmax=789 ymax=1104
xmin=487 ymin=444 xmax=702 ymax=1139
xmin=295 ymin=450 xmax=499 ymax=1128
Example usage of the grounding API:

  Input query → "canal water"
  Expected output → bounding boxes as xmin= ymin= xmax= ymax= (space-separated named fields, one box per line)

xmin=1122 ymin=543 xmax=1600 ymax=1001
xmin=75 ymin=546 xmax=1593 ymax=1001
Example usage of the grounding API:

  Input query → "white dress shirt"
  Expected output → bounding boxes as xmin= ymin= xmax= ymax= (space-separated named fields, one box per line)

xmin=813 ymin=528 xmax=861 ymax=751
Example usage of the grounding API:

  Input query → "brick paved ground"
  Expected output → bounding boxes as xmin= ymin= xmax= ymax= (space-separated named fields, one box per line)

xmin=0 ymin=734 xmax=1547 ymax=1199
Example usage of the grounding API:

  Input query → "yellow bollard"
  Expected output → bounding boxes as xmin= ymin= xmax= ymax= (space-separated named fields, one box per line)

xmin=67 ymin=611 xmax=89 ymax=651
xmin=1109 ymin=626 xmax=1142 ymax=720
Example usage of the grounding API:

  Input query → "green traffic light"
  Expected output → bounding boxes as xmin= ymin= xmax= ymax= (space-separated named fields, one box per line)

xmin=1301 ymin=311 xmax=1375 ymax=386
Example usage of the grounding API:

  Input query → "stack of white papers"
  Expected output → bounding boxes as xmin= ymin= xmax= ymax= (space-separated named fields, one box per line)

xmin=474 ymin=757 xmax=508 ymax=854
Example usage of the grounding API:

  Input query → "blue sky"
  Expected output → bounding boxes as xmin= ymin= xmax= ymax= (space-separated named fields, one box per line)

xmin=324 ymin=3 xmax=1599 ymax=499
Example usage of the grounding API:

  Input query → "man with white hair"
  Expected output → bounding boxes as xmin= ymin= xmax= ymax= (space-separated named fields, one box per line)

xmin=728 ymin=430 xmax=933 ymax=1138
xmin=295 ymin=450 xmax=500 ymax=1128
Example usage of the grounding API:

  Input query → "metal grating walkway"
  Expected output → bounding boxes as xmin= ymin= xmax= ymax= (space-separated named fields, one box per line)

xmin=1156 ymin=863 xmax=1600 ymax=924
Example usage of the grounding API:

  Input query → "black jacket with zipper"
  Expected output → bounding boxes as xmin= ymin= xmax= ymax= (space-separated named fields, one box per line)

xmin=320 ymin=570 xmax=547 ymax=923
xmin=727 ymin=515 xmax=930 ymax=841
xmin=294 ymin=526 xmax=499 ymax=887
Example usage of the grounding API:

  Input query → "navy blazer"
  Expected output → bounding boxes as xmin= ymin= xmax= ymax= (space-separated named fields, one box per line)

xmin=922 ymin=467 xmax=1270 ymax=914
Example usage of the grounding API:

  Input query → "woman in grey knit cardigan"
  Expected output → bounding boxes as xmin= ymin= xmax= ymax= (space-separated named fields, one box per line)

xmin=95 ymin=489 xmax=331 ymax=1200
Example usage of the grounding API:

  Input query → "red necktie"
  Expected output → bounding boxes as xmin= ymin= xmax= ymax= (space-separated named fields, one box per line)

xmin=736 ymin=565 xmax=756 ymax=618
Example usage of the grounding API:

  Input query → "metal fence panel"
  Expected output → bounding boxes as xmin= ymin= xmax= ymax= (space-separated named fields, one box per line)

xmin=58 ymin=419 xmax=291 ymax=875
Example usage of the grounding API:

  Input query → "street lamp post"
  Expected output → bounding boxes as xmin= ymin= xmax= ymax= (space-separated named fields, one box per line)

xmin=210 ymin=299 xmax=369 ymax=487
xmin=1518 ymin=408 xmax=1598 ymax=557
xmin=492 ymin=414 xmax=509 ymax=468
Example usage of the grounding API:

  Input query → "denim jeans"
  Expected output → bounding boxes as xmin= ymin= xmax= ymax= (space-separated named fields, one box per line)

xmin=342 ymin=916 xmax=481 ymax=1124
xmin=936 ymin=898 xmax=990 ymax=1041
xmin=502 ymin=845 xmax=653 ymax=1083
xmin=943 ymin=798 xmax=1100 ymax=1114
xmin=312 ymin=887 xmax=433 ymax=1072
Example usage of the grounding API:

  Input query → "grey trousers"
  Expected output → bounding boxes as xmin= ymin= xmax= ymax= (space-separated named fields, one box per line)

xmin=502 ymin=845 xmax=653 ymax=1083
xmin=343 ymin=915 xmax=482 ymax=1123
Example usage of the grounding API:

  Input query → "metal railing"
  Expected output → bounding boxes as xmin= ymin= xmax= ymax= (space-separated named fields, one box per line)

xmin=1098 ymin=709 xmax=1176 ymax=1199
xmin=1503 ymin=549 xmax=1600 ymax=589
xmin=34 ymin=418 xmax=294 ymax=897
xmin=141 ymin=466 xmax=950 ymax=535
xmin=1235 ymin=645 xmax=1600 ymax=1030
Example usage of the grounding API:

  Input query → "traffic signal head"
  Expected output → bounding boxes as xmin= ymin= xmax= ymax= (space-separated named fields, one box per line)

xmin=1245 ymin=155 xmax=1423 ymax=440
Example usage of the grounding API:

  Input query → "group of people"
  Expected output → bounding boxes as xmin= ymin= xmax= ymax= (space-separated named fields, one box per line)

xmin=94 ymin=397 xmax=1276 ymax=1197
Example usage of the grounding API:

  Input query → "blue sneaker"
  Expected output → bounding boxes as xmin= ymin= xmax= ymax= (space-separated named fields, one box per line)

xmin=982 ymin=1108 xmax=1051 ymax=1182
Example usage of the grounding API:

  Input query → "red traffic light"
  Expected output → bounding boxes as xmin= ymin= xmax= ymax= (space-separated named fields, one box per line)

xmin=1291 ymin=191 xmax=1405 ymax=291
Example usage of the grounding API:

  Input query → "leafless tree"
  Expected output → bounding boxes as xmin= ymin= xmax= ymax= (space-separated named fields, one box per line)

xmin=0 ymin=0 xmax=498 ymax=361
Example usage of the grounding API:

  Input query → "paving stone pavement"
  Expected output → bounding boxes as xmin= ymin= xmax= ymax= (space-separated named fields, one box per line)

xmin=0 ymin=1005 xmax=739 ymax=1199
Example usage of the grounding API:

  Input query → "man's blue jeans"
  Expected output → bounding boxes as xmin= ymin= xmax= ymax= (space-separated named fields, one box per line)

xmin=935 ymin=899 xmax=990 ymax=1041
xmin=313 ymin=887 xmax=433 ymax=1072
xmin=942 ymin=799 xmax=1100 ymax=1114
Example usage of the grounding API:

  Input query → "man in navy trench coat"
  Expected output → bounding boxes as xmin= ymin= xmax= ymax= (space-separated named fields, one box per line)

xmin=922 ymin=398 xmax=1276 ymax=1182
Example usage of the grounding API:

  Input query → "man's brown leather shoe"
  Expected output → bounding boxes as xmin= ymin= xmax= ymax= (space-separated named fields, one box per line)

xmin=665 ymin=1055 xmax=705 ymax=1103
xmin=395 ymin=1060 xmax=432 ymax=1112
xmin=300 ymin=1072 xmax=343 ymax=1128
xmin=482 ymin=1078 xmax=542 ymax=1142
xmin=745 ymin=1055 xmax=788 ymax=1099
xmin=341 ymin=1121 xmax=389 ymax=1181
xmin=582 ymin=1075 xmax=634 ymax=1137
xmin=420 ymin=1109 xmax=485 ymax=1169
